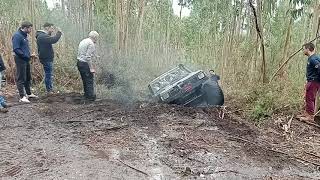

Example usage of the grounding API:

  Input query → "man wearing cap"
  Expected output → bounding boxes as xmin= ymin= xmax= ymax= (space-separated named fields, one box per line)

xmin=77 ymin=31 xmax=99 ymax=101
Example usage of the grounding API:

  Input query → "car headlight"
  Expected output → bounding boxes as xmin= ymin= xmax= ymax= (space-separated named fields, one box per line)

xmin=160 ymin=92 xmax=170 ymax=100
xmin=198 ymin=72 xmax=205 ymax=79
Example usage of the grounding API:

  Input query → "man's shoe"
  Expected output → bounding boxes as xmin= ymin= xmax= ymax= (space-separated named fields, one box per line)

xmin=46 ymin=91 xmax=54 ymax=96
xmin=19 ymin=96 xmax=30 ymax=103
xmin=85 ymin=96 xmax=96 ymax=102
xmin=300 ymin=115 xmax=316 ymax=123
xmin=2 ymin=103 xmax=11 ymax=108
xmin=27 ymin=94 xmax=38 ymax=98
xmin=0 ymin=108 xmax=8 ymax=113
xmin=47 ymin=91 xmax=59 ymax=96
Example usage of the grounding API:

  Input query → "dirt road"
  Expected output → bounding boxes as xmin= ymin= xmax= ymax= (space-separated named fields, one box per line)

xmin=0 ymin=94 xmax=319 ymax=180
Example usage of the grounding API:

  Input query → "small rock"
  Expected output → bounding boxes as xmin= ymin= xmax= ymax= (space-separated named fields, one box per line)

xmin=183 ymin=167 xmax=192 ymax=175
xmin=161 ymin=134 xmax=168 ymax=138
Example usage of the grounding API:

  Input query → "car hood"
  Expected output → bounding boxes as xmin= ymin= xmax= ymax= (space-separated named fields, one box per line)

xmin=153 ymin=70 xmax=202 ymax=96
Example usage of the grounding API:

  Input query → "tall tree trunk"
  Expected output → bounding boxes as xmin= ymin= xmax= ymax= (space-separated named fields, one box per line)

xmin=250 ymin=0 xmax=267 ymax=83
xmin=279 ymin=16 xmax=293 ymax=80
xmin=61 ymin=0 xmax=65 ymax=15
xmin=312 ymin=2 xmax=320 ymax=38
xmin=136 ymin=0 xmax=145 ymax=49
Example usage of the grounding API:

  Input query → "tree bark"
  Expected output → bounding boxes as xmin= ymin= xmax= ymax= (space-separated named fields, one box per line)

xmin=278 ymin=16 xmax=293 ymax=80
xmin=249 ymin=0 xmax=267 ymax=83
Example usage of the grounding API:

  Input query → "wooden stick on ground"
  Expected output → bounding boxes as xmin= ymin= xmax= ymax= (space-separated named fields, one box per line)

xmin=304 ymin=151 xmax=320 ymax=159
xmin=227 ymin=136 xmax=320 ymax=167
xmin=117 ymin=159 xmax=149 ymax=176
xmin=296 ymin=117 xmax=320 ymax=129
xmin=66 ymin=109 xmax=101 ymax=121
xmin=283 ymin=115 xmax=294 ymax=133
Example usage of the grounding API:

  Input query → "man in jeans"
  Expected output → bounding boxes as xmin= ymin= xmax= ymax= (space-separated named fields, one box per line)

xmin=77 ymin=31 xmax=99 ymax=101
xmin=299 ymin=43 xmax=320 ymax=122
xmin=12 ymin=21 xmax=38 ymax=103
xmin=36 ymin=23 xmax=62 ymax=94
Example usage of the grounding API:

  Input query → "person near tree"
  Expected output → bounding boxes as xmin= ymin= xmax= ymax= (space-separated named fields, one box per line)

xmin=299 ymin=42 xmax=320 ymax=122
xmin=12 ymin=21 xmax=38 ymax=103
xmin=36 ymin=22 xmax=62 ymax=94
xmin=77 ymin=31 xmax=99 ymax=101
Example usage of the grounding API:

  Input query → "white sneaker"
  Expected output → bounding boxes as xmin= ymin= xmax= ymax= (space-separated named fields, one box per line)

xmin=27 ymin=94 xmax=38 ymax=98
xmin=19 ymin=96 xmax=30 ymax=103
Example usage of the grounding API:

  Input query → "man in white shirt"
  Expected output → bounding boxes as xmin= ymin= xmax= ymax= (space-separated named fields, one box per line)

xmin=77 ymin=31 xmax=99 ymax=101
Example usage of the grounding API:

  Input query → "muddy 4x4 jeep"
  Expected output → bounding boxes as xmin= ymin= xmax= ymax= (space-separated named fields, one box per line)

xmin=148 ymin=64 xmax=224 ymax=107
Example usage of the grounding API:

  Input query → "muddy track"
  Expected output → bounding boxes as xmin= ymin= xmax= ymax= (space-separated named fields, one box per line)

xmin=0 ymin=94 xmax=320 ymax=180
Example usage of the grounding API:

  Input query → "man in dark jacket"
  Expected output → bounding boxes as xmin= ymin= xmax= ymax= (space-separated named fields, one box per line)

xmin=36 ymin=23 xmax=62 ymax=94
xmin=12 ymin=21 xmax=38 ymax=103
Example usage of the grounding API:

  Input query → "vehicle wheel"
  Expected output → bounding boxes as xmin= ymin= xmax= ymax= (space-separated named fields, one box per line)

xmin=201 ymin=80 xmax=224 ymax=106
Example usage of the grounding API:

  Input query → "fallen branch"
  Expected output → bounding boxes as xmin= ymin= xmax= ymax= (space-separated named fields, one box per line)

xmin=57 ymin=120 xmax=95 ymax=123
xmin=214 ymin=170 xmax=240 ymax=174
xmin=265 ymin=148 xmax=320 ymax=167
xmin=314 ymin=108 xmax=320 ymax=117
xmin=227 ymin=136 xmax=320 ymax=167
xmin=94 ymin=124 xmax=129 ymax=131
xmin=117 ymin=159 xmax=149 ymax=176
xmin=66 ymin=109 xmax=102 ymax=121
xmin=304 ymin=151 xmax=320 ymax=159
xmin=296 ymin=117 xmax=320 ymax=129
xmin=187 ymin=157 xmax=206 ymax=164
xmin=282 ymin=115 xmax=294 ymax=133
xmin=219 ymin=106 xmax=226 ymax=119
xmin=200 ymin=169 xmax=245 ymax=176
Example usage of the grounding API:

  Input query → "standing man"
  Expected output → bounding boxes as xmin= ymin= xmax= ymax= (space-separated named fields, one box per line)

xmin=77 ymin=31 xmax=99 ymax=101
xmin=36 ymin=23 xmax=62 ymax=94
xmin=12 ymin=21 xmax=38 ymax=103
xmin=300 ymin=43 xmax=320 ymax=122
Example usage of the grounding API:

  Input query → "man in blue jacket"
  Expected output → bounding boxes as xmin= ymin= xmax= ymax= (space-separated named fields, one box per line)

xmin=36 ymin=23 xmax=62 ymax=94
xmin=12 ymin=21 xmax=38 ymax=103
xmin=299 ymin=42 xmax=320 ymax=123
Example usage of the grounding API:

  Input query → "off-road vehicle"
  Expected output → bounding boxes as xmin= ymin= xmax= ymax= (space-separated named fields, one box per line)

xmin=148 ymin=64 xmax=224 ymax=107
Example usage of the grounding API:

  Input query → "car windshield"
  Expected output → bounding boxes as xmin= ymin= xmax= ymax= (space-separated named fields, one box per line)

xmin=150 ymin=66 xmax=190 ymax=94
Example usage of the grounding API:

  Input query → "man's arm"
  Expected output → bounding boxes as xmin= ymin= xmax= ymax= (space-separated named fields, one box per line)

xmin=39 ymin=31 xmax=62 ymax=44
xmin=12 ymin=34 xmax=26 ymax=59
xmin=85 ymin=43 xmax=96 ymax=73
xmin=312 ymin=57 xmax=320 ymax=74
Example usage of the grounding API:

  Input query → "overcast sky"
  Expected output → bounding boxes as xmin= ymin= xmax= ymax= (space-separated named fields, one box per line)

xmin=45 ymin=0 xmax=191 ymax=17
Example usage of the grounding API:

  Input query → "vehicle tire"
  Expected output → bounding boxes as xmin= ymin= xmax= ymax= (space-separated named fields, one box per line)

xmin=201 ymin=80 xmax=224 ymax=106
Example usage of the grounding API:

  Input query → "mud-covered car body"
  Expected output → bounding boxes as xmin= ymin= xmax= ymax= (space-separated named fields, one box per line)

xmin=148 ymin=64 xmax=224 ymax=107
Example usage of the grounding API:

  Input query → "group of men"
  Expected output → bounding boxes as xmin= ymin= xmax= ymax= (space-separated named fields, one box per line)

xmin=0 ymin=21 xmax=99 ymax=112
xmin=1 ymin=21 xmax=320 ymax=123
xmin=18 ymin=21 xmax=98 ymax=101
